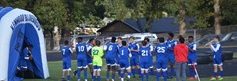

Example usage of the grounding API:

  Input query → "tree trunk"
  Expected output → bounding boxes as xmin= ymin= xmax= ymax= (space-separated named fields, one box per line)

xmin=53 ymin=26 xmax=61 ymax=51
xmin=179 ymin=0 xmax=186 ymax=36
xmin=214 ymin=0 xmax=221 ymax=35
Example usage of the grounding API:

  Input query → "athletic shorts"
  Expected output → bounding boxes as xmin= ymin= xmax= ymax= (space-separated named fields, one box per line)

xmin=130 ymin=56 xmax=139 ymax=66
xmin=63 ymin=60 xmax=71 ymax=70
xmin=213 ymin=55 xmax=223 ymax=66
xmin=106 ymin=57 xmax=117 ymax=66
xmin=139 ymin=59 xmax=150 ymax=69
xmin=93 ymin=58 xmax=103 ymax=67
xmin=188 ymin=54 xmax=197 ymax=65
xmin=156 ymin=57 xmax=168 ymax=70
xmin=119 ymin=59 xmax=130 ymax=69
xmin=77 ymin=56 xmax=87 ymax=68
xmin=167 ymin=53 xmax=175 ymax=64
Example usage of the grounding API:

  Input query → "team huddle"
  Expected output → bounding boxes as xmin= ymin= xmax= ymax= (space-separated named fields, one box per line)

xmin=60 ymin=33 xmax=224 ymax=81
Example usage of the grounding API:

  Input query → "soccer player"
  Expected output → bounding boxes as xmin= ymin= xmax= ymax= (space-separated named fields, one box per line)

xmin=76 ymin=37 xmax=88 ymax=81
xmin=209 ymin=36 xmax=224 ymax=81
xmin=86 ymin=38 xmax=95 ymax=78
xmin=118 ymin=41 xmax=132 ymax=81
xmin=166 ymin=33 xmax=177 ymax=78
xmin=139 ymin=40 xmax=152 ymax=81
xmin=105 ymin=37 xmax=119 ymax=81
xmin=61 ymin=40 xmax=73 ymax=81
xmin=91 ymin=40 xmax=104 ymax=81
xmin=128 ymin=36 xmax=140 ymax=77
xmin=155 ymin=37 xmax=168 ymax=81
xmin=187 ymin=36 xmax=198 ymax=80
xmin=144 ymin=37 xmax=154 ymax=74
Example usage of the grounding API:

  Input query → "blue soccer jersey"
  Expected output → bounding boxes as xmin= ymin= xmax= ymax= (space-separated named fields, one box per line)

xmin=105 ymin=42 xmax=119 ymax=66
xmin=155 ymin=43 xmax=168 ymax=70
xmin=188 ymin=42 xmax=197 ymax=65
xmin=76 ymin=43 xmax=88 ymax=68
xmin=128 ymin=42 xmax=139 ymax=66
xmin=139 ymin=46 xmax=152 ymax=69
xmin=166 ymin=39 xmax=177 ymax=64
xmin=118 ymin=46 xmax=131 ymax=69
xmin=61 ymin=46 xmax=73 ymax=70
xmin=210 ymin=43 xmax=223 ymax=66
xmin=86 ymin=43 xmax=93 ymax=65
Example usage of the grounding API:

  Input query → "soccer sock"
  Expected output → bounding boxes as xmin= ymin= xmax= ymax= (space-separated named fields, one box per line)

xmin=132 ymin=69 xmax=135 ymax=76
xmin=97 ymin=76 xmax=101 ymax=81
xmin=106 ymin=71 xmax=110 ymax=79
xmin=145 ymin=73 xmax=149 ymax=81
xmin=213 ymin=72 xmax=218 ymax=77
xmin=67 ymin=75 xmax=71 ymax=80
xmin=171 ymin=67 xmax=175 ymax=76
xmin=112 ymin=72 xmax=115 ymax=80
xmin=84 ymin=69 xmax=88 ymax=79
xmin=156 ymin=72 xmax=161 ymax=81
xmin=219 ymin=70 xmax=224 ymax=77
xmin=189 ymin=66 xmax=195 ymax=77
xmin=163 ymin=71 xmax=168 ymax=81
xmin=77 ymin=69 xmax=81 ymax=80
xmin=92 ymin=75 xmax=95 ymax=81
xmin=141 ymin=73 xmax=144 ymax=81
xmin=128 ymin=72 xmax=132 ymax=78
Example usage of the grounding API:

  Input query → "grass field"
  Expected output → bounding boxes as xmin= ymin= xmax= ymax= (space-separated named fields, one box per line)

xmin=24 ymin=60 xmax=237 ymax=81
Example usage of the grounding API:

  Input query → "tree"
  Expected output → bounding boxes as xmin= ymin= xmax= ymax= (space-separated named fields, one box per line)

xmin=214 ymin=0 xmax=221 ymax=35
xmin=33 ymin=0 xmax=68 ymax=50
xmin=178 ymin=0 xmax=186 ymax=35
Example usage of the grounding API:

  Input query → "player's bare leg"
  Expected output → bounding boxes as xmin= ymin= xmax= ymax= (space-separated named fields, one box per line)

xmin=106 ymin=65 xmax=111 ymax=81
xmin=218 ymin=65 xmax=224 ymax=80
xmin=210 ymin=65 xmax=218 ymax=80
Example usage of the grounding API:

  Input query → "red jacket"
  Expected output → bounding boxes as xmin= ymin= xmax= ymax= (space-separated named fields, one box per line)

xmin=174 ymin=43 xmax=188 ymax=63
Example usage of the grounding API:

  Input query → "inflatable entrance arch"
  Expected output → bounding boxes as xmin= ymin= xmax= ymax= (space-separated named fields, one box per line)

xmin=0 ymin=7 xmax=49 ymax=81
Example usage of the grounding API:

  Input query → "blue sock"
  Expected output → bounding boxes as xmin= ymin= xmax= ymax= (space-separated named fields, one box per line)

xmin=171 ymin=67 xmax=175 ymax=76
xmin=84 ymin=69 xmax=88 ymax=79
xmin=106 ymin=71 xmax=110 ymax=79
xmin=141 ymin=73 xmax=144 ymax=81
xmin=77 ymin=69 xmax=81 ymax=80
xmin=112 ymin=73 xmax=115 ymax=80
xmin=121 ymin=72 xmax=125 ymax=78
xmin=128 ymin=72 xmax=132 ymax=78
xmin=213 ymin=72 xmax=217 ymax=77
xmin=132 ymin=69 xmax=135 ymax=76
xmin=219 ymin=71 xmax=224 ymax=77
xmin=92 ymin=75 xmax=95 ymax=81
xmin=156 ymin=72 xmax=161 ymax=81
xmin=145 ymin=73 xmax=149 ymax=81
xmin=97 ymin=76 xmax=101 ymax=81
xmin=67 ymin=75 xmax=71 ymax=80
xmin=163 ymin=71 xmax=168 ymax=81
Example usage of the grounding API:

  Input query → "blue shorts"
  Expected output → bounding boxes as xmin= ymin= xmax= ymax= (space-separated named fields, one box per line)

xmin=119 ymin=59 xmax=130 ymax=69
xmin=87 ymin=56 xmax=92 ymax=65
xmin=140 ymin=59 xmax=150 ymax=69
xmin=130 ymin=56 xmax=139 ymax=66
xmin=213 ymin=55 xmax=223 ymax=66
xmin=63 ymin=60 xmax=71 ymax=70
xmin=106 ymin=57 xmax=117 ymax=66
xmin=148 ymin=56 xmax=154 ymax=68
xmin=167 ymin=53 xmax=175 ymax=64
xmin=77 ymin=56 xmax=87 ymax=68
xmin=156 ymin=57 xmax=168 ymax=70
xmin=188 ymin=54 xmax=197 ymax=65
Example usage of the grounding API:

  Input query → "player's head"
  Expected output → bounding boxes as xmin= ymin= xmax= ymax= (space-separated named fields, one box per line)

xmin=179 ymin=36 xmax=185 ymax=43
xmin=88 ymin=38 xmax=95 ymax=43
xmin=142 ymin=40 xmax=147 ymax=46
xmin=158 ymin=37 xmax=165 ymax=43
xmin=64 ymin=40 xmax=69 ymax=45
xmin=117 ymin=37 xmax=123 ymax=43
xmin=188 ymin=36 xmax=194 ymax=42
xmin=95 ymin=40 xmax=101 ymax=46
xmin=122 ymin=41 xmax=127 ymax=46
xmin=144 ymin=37 xmax=150 ymax=43
xmin=168 ymin=32 xmax=174 ymax=39
xmin=214 ymin=35 xmax=220 ymax=43
xmin=129 ymin=36 xmax=135 ymax=42
xmin=77 ymin=37 xmax=83 ymax=42
xmin=111 ymin=37 xmax=116 ymax=43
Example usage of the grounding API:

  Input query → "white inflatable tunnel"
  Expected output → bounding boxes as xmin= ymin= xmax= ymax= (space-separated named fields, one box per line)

xmin=0 ymin=7 xmax=49 ymax=81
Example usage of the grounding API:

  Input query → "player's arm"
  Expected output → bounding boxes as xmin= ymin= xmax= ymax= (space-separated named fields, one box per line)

xmin=189 ymin=44 xmax=197 ymax=52
xmin=86 ymin=45 xmax=93 ymax=58
xmin=128 ymin=48 xmax=132 ymax=58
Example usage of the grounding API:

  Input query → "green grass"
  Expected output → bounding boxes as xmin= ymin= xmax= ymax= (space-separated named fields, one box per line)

xmin=24 ymin=60 xmax=237 ymax=81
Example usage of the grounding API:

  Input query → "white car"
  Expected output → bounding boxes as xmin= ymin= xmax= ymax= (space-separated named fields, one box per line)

xmin=122 ymin=33 xmax=158 ymax=42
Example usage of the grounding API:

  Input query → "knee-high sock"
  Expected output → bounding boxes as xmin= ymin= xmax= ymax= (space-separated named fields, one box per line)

xmin=112 ymin=72 xmax=115 ymax=80
xmin=141 ymin=73 xmax=144 ymax=81
xmin=162 ymin=71 xmax=168 ymax=81
xmin=219 ymin=70 xmax=224 ymax=77
xmin=106 ymin=71 xmax=110 ymax=79
xmin=213 ymin=71 xmax=218 ymax=77
xmin=67 ymin=75 xmax=71 ymax=80
xmin=84 ymin=69 xmax=88 ymax=79
xmin=189 ymin=66 xmax=195 ymax=77
xmin=156 ymin=72 xmax=161 ymax=81
xmin=97 ymin=76 xmax=101 ymax=81
xmin=77 ymin=69 xmax=81 ymax=80
xmin=132 ymin=68 xmax=135 ymax=76
xmin=145 ymin=73 xmax=149 ymax=81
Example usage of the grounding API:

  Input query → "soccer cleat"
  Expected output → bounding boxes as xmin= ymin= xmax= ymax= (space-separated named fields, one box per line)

xmin=210 ymin=77 xmax=216 ymax=81
xmin=77 ymin=79 xmax=80 ymax=81
xmin=112 ymin=79 xmax=115 ymax=81
xmin=188 ymin=77 xmax=196 ymax=80
xmin=85 ymin=79 xmax=88 ymax=81
xmin=121 ymin=78 xmax=124 ymax=81
xmin=218 ymin=77 xmax=223 ymax=81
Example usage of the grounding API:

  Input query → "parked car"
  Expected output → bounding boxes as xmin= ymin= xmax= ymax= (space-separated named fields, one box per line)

xmin=122 ymin=33 xmax=158 ymax=42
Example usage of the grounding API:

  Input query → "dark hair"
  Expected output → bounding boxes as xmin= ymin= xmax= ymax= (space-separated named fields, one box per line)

xmin=118 ymin=37 xmax=122 ymax=40
xmin=27 ymin=44 xmax=33 ymax=48
xmin=215 ymin=35 xmax=220 ymax=41
xmin=88 ymin=38 xmax=94 ymax=43
xmin=64 ymin=40 xmax=69 ymax=45
xmin=158 ymin=37 xmax=165 ymax=43
xmin=111 ymin=37 xmax=116 ymax=43
xmin=95 ymin=40 xmax=101 ymax=46
xmin=142 ymin=40 xmax=147 ymax=46
xmin=168 ymin=33 xmax=174 ymax=38
xmin=77 ymin=37 xmax=83 ymax=42
xmin=129 ymin=36 xmax=135 ymax=40
xmin=144 ymin=37 xmax=150 ymax=42
xmin=188 ymin=36 xmax=194 ymax=39
xmin=122 ymin=41 xmax=127 ymax=46
xmin=179 ymin=36 xmax=185 ymax=43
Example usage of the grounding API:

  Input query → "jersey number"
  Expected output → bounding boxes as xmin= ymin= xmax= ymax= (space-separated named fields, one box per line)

xmin=121 ymin=50 xmax=124 ymax=55
xmin=62 ymin=49 xmax=66 ymax=55
xmin=78 ymin=46 xmax=85 ymax=52
xmin=157 ymin=47 xmax=165 ymax=53
xmin=108 ymin=45 xmax=113 ymax=51
xmin=141 ymin=50 xmax=149 ymax=56
xmin=93 ymin=50 xmax=99 ymax=55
